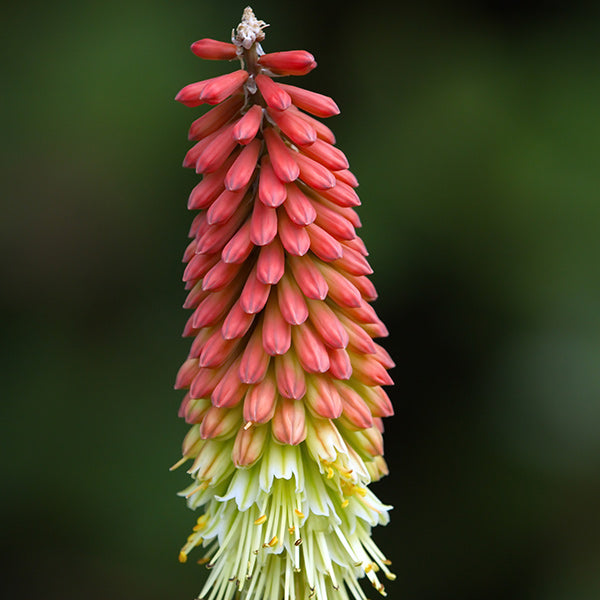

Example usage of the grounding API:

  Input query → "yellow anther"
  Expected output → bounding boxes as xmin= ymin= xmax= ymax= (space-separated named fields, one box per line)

xmin=341 ymin=499 xmax=349 ymax=508
xmin=288 ymin=526 xmax=295 ymax=534
xmin=294 ymin=509 xmax=305 ymax=518
xmin=382 ymin=559 xmax=392 ymax=566
xmin=244 ymin=421 xmax=253 ymax=430
xmin=267 ymin=536 xmax=278 ymax=547
xmin=254 ymin=514 xmax=267 ymax=525
xmin=326 ymin=467 xmax=334 ymax=479
xmin=178 ymin=551 xmax=188 ymax=563
xmin=385 ymin=573 xmax=396 ymax=581
xmin=365 ymin=563 xmax=373 ymax=573
xmin=197 ymin=557 xmax=210 ymax=565
xmin=355 ymin=487 xmax=367 ymax=497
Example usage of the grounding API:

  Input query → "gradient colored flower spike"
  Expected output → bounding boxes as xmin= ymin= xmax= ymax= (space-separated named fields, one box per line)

xmin=172 ymin=7 xmax=395 ymax=600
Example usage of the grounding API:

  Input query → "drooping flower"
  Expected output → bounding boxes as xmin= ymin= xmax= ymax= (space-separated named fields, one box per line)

xmin=172 ymin=7 xmax=395 ymax=600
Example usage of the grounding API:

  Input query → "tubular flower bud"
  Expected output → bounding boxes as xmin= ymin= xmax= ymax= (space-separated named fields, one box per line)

xmin=172 ymin=7 xmax=395 ymax=600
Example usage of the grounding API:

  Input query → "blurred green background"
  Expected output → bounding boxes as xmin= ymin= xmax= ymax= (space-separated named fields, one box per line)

xmin=2 ymin=1 xmax=600 ymax=599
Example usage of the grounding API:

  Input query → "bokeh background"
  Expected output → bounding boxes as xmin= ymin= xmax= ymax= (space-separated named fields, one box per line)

xmin=2 ymin=1 xmax=600 ymax=599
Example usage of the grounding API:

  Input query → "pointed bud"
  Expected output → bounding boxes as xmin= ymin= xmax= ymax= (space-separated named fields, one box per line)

xmin=200 ymin=405 xmax=243 ymax=439
xmin=313 ymin=202 xmax=356 ymax=242
xmin=256 ymin=239 xmax=285 ymax=285
xmin=336 ymin=312 xmax=377 ymax=354
xmin=250 ymin=197 xmax=278 ymax=246
xmin=317 ymin=262 xmax=362 ymax=308
xmin=291 ymin=322 xmax=330 ymax=373
xmin=201 ymin=259 xmax=243 ymax=292
xmin=349 ymin=352 xmax=394 ymax=387
xmin=192 ymin=283 xmax=239 ymax=328
xmin=263 ymin=127 xmax=299 ymax=183
xmin=288 ymin=254 xmax=328 ymax=300
xmin=332 ymin=246 xmax=373 ymax=277
xmin=240 ymin=266 xmax=271 ymax=314
xmin=195 ymin=207 xmax=247 ymax=255
xmin=262 ymin=294 xmax=292 ymax=356
xmin=206 ymin=186 xmax=249 ymax=225
xmin=258 ymin=50 xmax=316 ymax=75
xmin=295 ymin=153 xmax=336 ymax=190
xmin=334 ymin=168 xmax=359 ymax=188
xmin=272 ymin=398 xmax=306 ymax=445
xmin=221 ymin=220 xmax=253 ymax=264
xmin=199 ymin=330 xmax=239 ymax=368
xmin=222 ymin=298 xmax=255 ymax=339
xmin=306 ymin=223 xmax=343 ymax=261
xmin=267 ymin=107 xmax=317 ymax=146
xmin=243 ymin=375 xmax=278 ymax=424
xmin=300 ymin=139 xmax=349 ymax=171
xmin=184 ymin=397 xmax=212 ymax=424
xmin=255 ymin=74 xmax=292 ymax=110
xmin=181 ymin=424 xmax=205 ymax=457
xmin=304 ymin=374 xmax=343 ymax=419
xmin=233 ymin=424 xmax=268 ymax=467
xmin=225 ymin=138 xmax=262 ymax=191
xmin=239 ymin=325 xmax=271 ymax=383
xmin=274 ymin=351 xmax=306 ymax=399
xmin=188 ymin=94 xmax=244 ymax=140
xmin=277 ymin=210 xmax=310 ymax=256
xmin=277 ymin=83 xmax=340 ymax=118
xmin=283 ymin=184 xmax=316 ymax=226
xmin=190 ymin=38 xmax=238 ymax=60
xmin=199 ymin=70 xmax=249 ymax=105
xmin=175 ymin=358 xmax=199 ymax=389
xmin=232 ymin=105 xmax=263 ymax=144
xmin=289 ymin=106 xmax=336 ymax=144
xmin=277 ymin=273 xmax=308 ymax=325
xmin=195 ymin=124 xmax=238 ymax=174
xmin=211 ymin=357 xmax=248 ymax=408
xmin=353 ymin=383 xmax=394 ymax=418
xmin=335 ymin=382 xmax=374 ymax=430
xmin=318 ymin=180 xmax=361 ymax=207
xmin=306 ymin=299 xmax=349 ymax=349
xmin=188 ymin=439 xmax=233 ymax=484
xmin=327 ymin=347 xmax=353 ymax=380
xmin=305 ymin=418 xmax=347 ymax=464
xmin=190 ymin=360 xmax=230 ymax=400
xmin=258 ymin=156 xmax=287 ymax=207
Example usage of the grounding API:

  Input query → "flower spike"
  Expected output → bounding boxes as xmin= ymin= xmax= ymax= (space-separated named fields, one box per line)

xmin=173 ymin=7 xmax=395 ymax=600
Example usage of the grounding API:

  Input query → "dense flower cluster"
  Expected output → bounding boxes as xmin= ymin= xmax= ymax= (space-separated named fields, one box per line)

xmin=172 ymin=8 xmax=395 ymax=600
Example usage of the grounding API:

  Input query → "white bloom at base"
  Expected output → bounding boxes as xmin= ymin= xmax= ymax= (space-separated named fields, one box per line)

xmin=178 ymin=439 xmax=394 ymax=600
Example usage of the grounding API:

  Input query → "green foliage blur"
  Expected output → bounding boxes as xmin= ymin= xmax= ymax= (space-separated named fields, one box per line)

xmin=2 ymin=1 xmax=600 ymax=599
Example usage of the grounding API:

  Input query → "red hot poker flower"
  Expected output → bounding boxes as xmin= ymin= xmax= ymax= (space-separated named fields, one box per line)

xmin=173 ymin=7 xmax=395 ymax=600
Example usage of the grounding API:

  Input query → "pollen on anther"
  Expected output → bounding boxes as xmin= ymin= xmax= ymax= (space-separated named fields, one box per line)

xmin=197 ymin=557 xmax=211 ymax=565
xmin=254 ymin=514 xmax=267 ymax=525
xmin=341 ymin=499 xmax=349 ymax=508
xmin=267 ymin=535 xmax=278 ymax=547
xmin=178 ymin=551 xmax=188 ymax=563
xmin=294 ymin=508 xmax=304 ymax=518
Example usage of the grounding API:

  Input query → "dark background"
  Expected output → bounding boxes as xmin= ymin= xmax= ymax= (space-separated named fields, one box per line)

xmin=2 ymin=1 xmax=600 ymax=599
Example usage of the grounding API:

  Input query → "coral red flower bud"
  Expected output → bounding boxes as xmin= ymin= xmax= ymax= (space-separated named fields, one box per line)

xmin=272 ymin=397 xmax=307 ymax=445
xmin=243 ymin=375 xmax=278 ymax=424
xmin=277 ymin=210 xmax=310 ymax=256
xmin=206 ymin=186 xmax=249 ymax=225
xmin=274 ymin=351 xmax=306 ymax=399
xmin=291 ymin=322 xmax=330 ymax=373
xmin=277 ymin=273 xmax=308 ymax=325
xmin=211 ymin=357 xmax=248 ymax=408
xmin=335 ymin=382 xmax=374 ymax=430
xmin=200 ymin=405 xmax=242 ymax=439
xmin=289 ymin=105 xmax=336 ymax=144
xmin=313 ymin=201 xmax=356 ymax=241
xmin=224 ymin=137 xmax=261 ymax=191
xmin=256 ymin=239 xmax=285 ymax=285
xmin=277 ymin=82 xmax=340 ymax=117
xmin=221 ymin=298 xmax=255 ymax=340
xmin=334 ymin=168 xmax=359 ymax=188
xmin=191 ymin=38 xmax=238 ymax=61
xmin=239 ymin=324 xmax=270 ymax=383
xmin=232 ymin=424 xmax=268 ymax=467
xmin=221 ymin=220 xmax=253 ymax=264
xmin=258 ymin=50 xmax=316 ymax=75
xmin=295 ymin=153 xmax=336 ymax=190
xmin=250 ymin=197 xmax=278 ymax=246
xmin=239 ymin=266 xmax=271 ymax=314
xmin=188 ymin=94 xmax=244 ymax=141
xmin=195 ymin=124 xmax=238 ymax=174
xmin=267 ymin=107 xmax=317 ymax=146
xmin=255 ymin=74 xmax=292 ymax=110
xmin=287 ymin=254 xmax=328 ymax=300
xmin=301 ymin=138 xmax=349 ymax=171
xmin=262 ymin=127 xmax=299 ymax=183
xmin=304 ymin=374 xmax=343 ymax=419
xmin=262 ymin=294 xmax=292 ymax=356
xmin=306 ymin=298 xmax=349 ymax=349
xmin=258 ymin=156 xmax=287 ymax=207
xmin=283 ymin=184 xmax=316 ymax=226
xmin=306 ymin=223 xmax=343 ymax=261
xmin=199 ymin=70 xmax=249 ymax=105
xmin=232 ymin=105 xmax=263 ymax=144
xmin=327 ymin=347 xmax=353 ymax=380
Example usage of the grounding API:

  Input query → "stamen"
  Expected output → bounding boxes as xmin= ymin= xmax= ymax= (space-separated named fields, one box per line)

xmin=178 ymin=551 xmax=188 ymax=563
xmin=254 ymin=514 xmax=267 ymax=525
xmin=169 ymin=456 xmax=189 ymax=471
xmin=294 ymin=508 xmax=304 ymax=518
